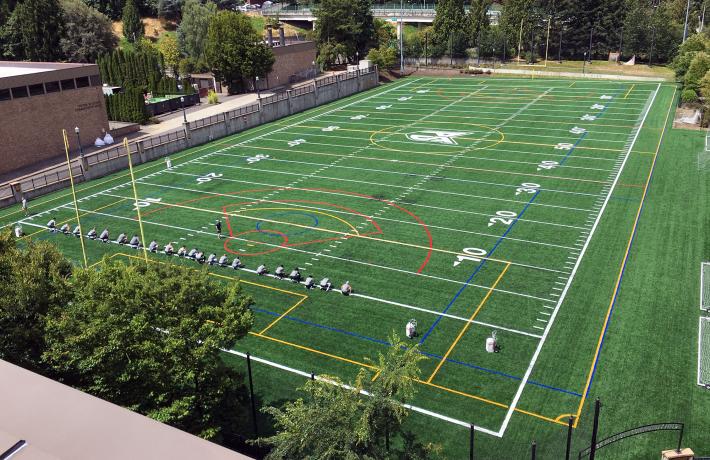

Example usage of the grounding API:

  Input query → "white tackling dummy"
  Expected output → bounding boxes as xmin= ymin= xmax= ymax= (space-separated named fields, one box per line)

xmin=485 ymin=330 xmax=498 ymax=353
xmin=165 ymin=157 xmax=172 ymax=169
xmin=405 ymin=319 xmax=417 ymax=339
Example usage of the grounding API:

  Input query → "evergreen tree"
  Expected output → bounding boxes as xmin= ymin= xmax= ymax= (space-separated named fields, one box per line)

xmin=431 ymin=0 xmax=470 ymax=57
xmin=313 ymin=0 xmax=376 ymax=64
xmin=2 ymin=0 xmax=65 ymax=60
xmin=122 ymin=0 xmax=143 ymax=43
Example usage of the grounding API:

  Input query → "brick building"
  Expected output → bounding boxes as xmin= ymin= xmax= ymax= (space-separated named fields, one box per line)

xmin=0 ymin=62 xmax=109 ymax=178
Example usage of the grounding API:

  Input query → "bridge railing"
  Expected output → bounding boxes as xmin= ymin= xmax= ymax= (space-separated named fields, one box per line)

xmin=262 ymin=4 xmax=448 ymax=16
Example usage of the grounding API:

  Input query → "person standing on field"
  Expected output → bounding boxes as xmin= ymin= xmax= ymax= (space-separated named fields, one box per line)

xmin=165 ymin=157 xmax=172 ymax=169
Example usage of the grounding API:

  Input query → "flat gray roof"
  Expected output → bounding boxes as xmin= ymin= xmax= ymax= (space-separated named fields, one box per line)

xmin=0 ymin=360 xmax=252 ymax=460
xmin=0 ymin=61 xmax=95 ymax=78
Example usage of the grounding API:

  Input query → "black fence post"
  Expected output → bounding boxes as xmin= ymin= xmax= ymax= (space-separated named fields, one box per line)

xmin=469 ymin=424 xmax=475 ymax=460
xmin=246 ymin=352 xmax=259 ymax=439
xmin=311 ymin=371 xmax=315 ymax=380
xmin=565 ymin=416 xmax=575 ymax=460
xmin=589 ymin=398 xmax=601 ymax=460
xmin=531 ymin=441 xmax=536 ymax=460
xmin=424 ymin=33 xmax=428 ymax=67
xmin=677 ymin=423 xmax=684 ymax=452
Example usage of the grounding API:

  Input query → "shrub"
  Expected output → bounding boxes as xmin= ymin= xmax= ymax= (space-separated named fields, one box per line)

xmin=207 ymin=90 xmax=219 ymax=104
xmin=681 ymin=88 xmax=698 ymax=103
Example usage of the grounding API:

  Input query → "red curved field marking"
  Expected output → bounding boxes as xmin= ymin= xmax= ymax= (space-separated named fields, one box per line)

xmin=223 ymin=229 xmax=288 ymax=257
xmin=142 ymin=187 xmax=433 ymax=273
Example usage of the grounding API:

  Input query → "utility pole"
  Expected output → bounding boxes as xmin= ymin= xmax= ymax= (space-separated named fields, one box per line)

xmin=683 ymin=0 xmax=692 ymax=42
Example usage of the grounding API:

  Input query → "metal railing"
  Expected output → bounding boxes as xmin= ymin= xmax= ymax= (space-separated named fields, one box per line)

xmin=291 ymin=84 xmax=315 ymax=97
xmin=228 ymin=103 xmax=260 ymax=120
xmin=18 ymin=163 xmax=84 ymax=192
xmin=261 ymin=92 xmax=290 ymax=105
xmin=189 ymin=113 xmax=225 ymax=130
xmin=142 ymin=129 xmax=186 ymax=150
xmin=87 ymin=145 xmax=126 ymax=166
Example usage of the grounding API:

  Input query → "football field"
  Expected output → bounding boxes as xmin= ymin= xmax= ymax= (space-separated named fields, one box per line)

xmin=1 ymin=76 xmax=681 ymax=447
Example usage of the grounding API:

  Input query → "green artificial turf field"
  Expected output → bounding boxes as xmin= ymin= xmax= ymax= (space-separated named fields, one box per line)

xmin=2 ymin=76 xmax=708 ymax=458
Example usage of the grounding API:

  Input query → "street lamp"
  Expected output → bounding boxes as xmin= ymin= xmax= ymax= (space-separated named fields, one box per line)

xmin=74 ymin=126 xmax=84 ymax=158
xmin=583 ymin=51 xmax=588 ymax=74
xmin=650 ymin=0 xmax=660 ymax=67
xmin=255 ymin=76 xmax=261 ymax=99
xmin=179 ymin=96 xmax=187 ymax=123
xmin=312 ymin=60 xmax=317 ymax=80
xmin=356 ymin=51 xmax=359 ymax=66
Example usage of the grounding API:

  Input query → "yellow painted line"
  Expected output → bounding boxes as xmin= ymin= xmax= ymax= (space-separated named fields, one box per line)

xmin=250 ymin=331 xmax=379 ymax=370
xmin=426 ymin=263 xmax=511 ymax=383
xmin=250 ymin=326 xmax=571 ymax=425
xmin=624 ymin=84 xmax=635 ymax=99
xmin=259 ymin=296 xmax=309 ymax=335
xmin=554 ymin=412 xmax=576 ymax=423
xmin=572 ymin=87 xmax=676 ymax=429
xmin=239 ymin=206 xmax=360 ymax=237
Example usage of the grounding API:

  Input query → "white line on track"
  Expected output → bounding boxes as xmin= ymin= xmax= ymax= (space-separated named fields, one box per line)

xmin=496 ymin=82 xmax=661 ymax=437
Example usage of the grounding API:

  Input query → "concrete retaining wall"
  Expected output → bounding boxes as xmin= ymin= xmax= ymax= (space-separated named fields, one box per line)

xmin=2 ymin=68 xmax=380 ymax=209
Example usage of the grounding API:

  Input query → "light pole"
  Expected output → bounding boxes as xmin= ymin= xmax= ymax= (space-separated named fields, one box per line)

xmin=650 ymin=0 xmax=660 ymax=67
xmin=583 ymin=51 xmax=587 ymax=74
xmin=74 ymin=127 xmax=84 ymax=158
xmin=179 ymin=96 xmax=187 ymax=123
xmin=312 ymin=60 xmax=317 ymax=81
xmin=255 ymin=76 xmax=261 ymax=99
xmin=356 ymin=51 xmax=359 ymax=65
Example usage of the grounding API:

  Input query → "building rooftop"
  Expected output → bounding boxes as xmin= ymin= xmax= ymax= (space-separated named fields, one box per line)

xmin=0 ymin=359 xmax=252 ymax=460
xmin=0 ymin=61 xmax=96 ymax=79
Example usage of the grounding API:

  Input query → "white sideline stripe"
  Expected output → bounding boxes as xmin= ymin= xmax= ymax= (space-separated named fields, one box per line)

xmin=701 ymin=261 xmax=709 ymax=311
xmin=213 ymin=150 xmax=607 ymax=199
xmin=222 ymin=348 xmax=498 ymax=435
xmin=698 ymin=317 xmax=710 ymax=387
xmin=38 ymin=207 xmax=554 ymax=304
xmin=351 ymin=293 xmax=541 ymax=339
xmin=496 ymin=82 xmax=661 ymax=437
xmin=14 ymin=77 xmax=421 ymax=232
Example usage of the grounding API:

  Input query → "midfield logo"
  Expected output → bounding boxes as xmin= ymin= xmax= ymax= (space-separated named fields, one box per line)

xmin=406 ymin=130 xmax=471 ymax=145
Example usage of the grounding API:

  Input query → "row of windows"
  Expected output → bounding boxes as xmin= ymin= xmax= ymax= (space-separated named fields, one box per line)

xmin=0 ymin=74 xmax=101 ymax=102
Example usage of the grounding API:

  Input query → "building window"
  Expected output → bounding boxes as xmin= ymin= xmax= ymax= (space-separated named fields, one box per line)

xmin=0 ymin=88 xmax=10 ymax=101
xmin=61 ymin=79 xmax=75 ymax=91
xmin=75 ymin=76 xmax=90 ymax=88
xmin=11 ymin=86 xmax=28 ymax=98
xmin=28 ymin=83 xmax=45 ymax=96
xmin=45 ymin=81 xmax=60 ymax=93
xmin=90 ymin=74 xmax=102 ymax=87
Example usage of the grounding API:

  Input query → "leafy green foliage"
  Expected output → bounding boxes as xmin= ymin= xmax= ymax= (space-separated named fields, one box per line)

xmin=367 ymin=44 xmax=397 ymax=70
xmin=122 ymin=0 xmax=143 ymax=43
xmin=1 ymin=0 xmax=65 ymax=60
xmin=431 ymin=0 xmax=468 ymax=57
xmin=104 ymin=86 xmax=148 ymax=123
xmin=177 ymin=0 xmax=216 ymax=72
xmin=98 ymin=48 xmax=163 ymax=89
xmin=158 ymin=32 xmax=180 ymax=77
xmin=0 ymin=231 xmax=72 ymax=374
xmin=258 ymin=333 xmax=438 ymax=459
xmin=43 ymin=258 xmax=254 ymax=442
xmin=207 ymin=89 xmax=218 ymax=103
xmin=60 ymin=0 xmax=116 ymax=63
xmin=680 ymin=88 xmax=698 ymax=103
xmin=684 ymin=51 xmax=710 ymax=92
xmin=313 ymin=0 xmax=376 ymax=65
xmin=205 ymin=10 xmax=274 ymax=94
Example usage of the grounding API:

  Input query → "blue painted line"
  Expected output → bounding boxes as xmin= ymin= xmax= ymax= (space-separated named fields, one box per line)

xmin=559 ymin=131 xmax=588 ymax=166
xmin=252 ymin=307 xmax=582 ymax=397
xmin=418 ymin=190 xmax=541 ymax=344
xmin=596 ymin=87 xmax=624 ymax=118
xmin=584 ymin=89 xmax=669 ymax=397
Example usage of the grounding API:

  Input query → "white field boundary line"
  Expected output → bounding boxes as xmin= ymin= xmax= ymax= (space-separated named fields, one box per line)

xmin=256 ymin=133 xmax=621 ymax=172
xmin=496 ymin=83 xmax=661 ymax=437
xmin=15 ymin=78 xmax=421 ymax=229
xmin=701 ymin=262 xmax=710 ymax=311
xmin=95 ymin=190 xmax=567 ymax=277
xmin=132 ymin=180 xmax=577 ymax=251
xmin=30 ymin=208 xmax=556 ymax=304
xmin=141 ymin=178 xmax=590 ymax=232
xmin=698 ymin=317 xmax=710 ymax=387
xmin=221 ymin=348 xmax=498 ymax=435
xmin=212 ymin=150 xmax=607 ymax=198
xmin=351 ymin=293 xmax=541 ymax=339
xmin=182 ymin=164 xmax=595 ymax=215
xmin=389 ymin=87 xmax=653 ymax=104
xmin=389 ymin=81 xmax=661 ymax=92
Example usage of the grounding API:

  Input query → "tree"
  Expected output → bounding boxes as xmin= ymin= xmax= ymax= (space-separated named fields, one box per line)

xmin=43 ymin=258 xmax=254 ymax=442
xmin=367 ymin=44 xmax=396 ymax=69
xmin=2 ymin=0 xmax=65 ymax=60
xmin=431 ymin=0 xmax=468 ymax=57
xmin=313 ymin=0 xmax=376 ymax=64
xmin=259 ymin=334 xmax=439 ymax=459
xmin=685 ymin=51 xmax=710 ymax=91
xmin=0 ymin=231 xmax=72 ymax=373
xmin=467 ymin=0 xmax=492 ymax=53
xmin=672 ymin=33 xmax=710 ymax=81
xmin=122 ymin=0 xmax=143 ymax=43
xmin=158 ymin=32 xmax=180 ymax=77
xmin=177 ymin=0 xmax=216 ymax=71
xmin=205 ymin=10 xmax=274 ymax=94
xmin=60 ymin=0 xmax=116 ymax=62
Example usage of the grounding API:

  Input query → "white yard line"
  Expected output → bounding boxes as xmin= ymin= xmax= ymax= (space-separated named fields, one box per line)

xmin=496 ymin=83 xmax=661 ymax=437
